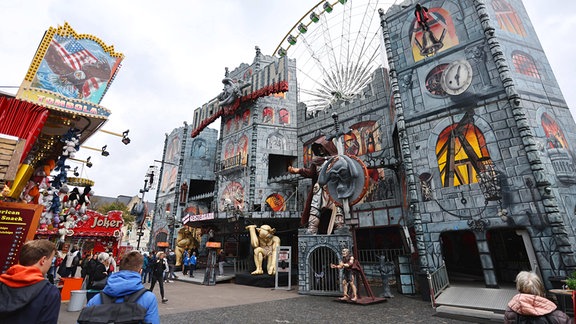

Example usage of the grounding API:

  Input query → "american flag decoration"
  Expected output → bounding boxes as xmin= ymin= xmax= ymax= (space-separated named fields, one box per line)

xmin=52 ymin=35 xmax=98 ymax=71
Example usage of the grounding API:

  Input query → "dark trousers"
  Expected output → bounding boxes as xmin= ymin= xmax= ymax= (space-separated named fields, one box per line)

xmin=141 ymin=269 xmax=151 ymax=283
xmin=150 ymin=274 xmax=165 ymax=299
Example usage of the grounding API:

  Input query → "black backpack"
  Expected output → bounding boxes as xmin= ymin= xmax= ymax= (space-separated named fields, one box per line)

xmin=77 ymin=288 xmax=148 ymax=324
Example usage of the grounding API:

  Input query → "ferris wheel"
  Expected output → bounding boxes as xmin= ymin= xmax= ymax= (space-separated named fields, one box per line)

xmin=275 ymin=0 xmax=397 ymax=113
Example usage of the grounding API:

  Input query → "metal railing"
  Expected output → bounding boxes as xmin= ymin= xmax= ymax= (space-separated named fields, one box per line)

xmin=427 ymin=264 xmax=450 ymax=308
xmin=217 ymin=153 xmax=247 ymax=172
xmin=233 ymin=258 xmax=253 ymax=273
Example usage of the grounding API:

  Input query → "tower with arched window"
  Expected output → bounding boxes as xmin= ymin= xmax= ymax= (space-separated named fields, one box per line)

xmin=382 ymin=0 xmax=576 ymax=291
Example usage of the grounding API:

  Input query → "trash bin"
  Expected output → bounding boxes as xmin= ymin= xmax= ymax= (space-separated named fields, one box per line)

xmin=67 ymin=290 xmax=87 ymax=312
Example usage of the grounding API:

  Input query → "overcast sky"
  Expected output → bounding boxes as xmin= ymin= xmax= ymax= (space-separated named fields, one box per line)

xmin=0 ymin=0 xmax=574 ymax=201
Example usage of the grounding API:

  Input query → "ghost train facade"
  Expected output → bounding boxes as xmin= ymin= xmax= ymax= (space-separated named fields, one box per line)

xmin=380 ymin=0 xmax=576 ymax=291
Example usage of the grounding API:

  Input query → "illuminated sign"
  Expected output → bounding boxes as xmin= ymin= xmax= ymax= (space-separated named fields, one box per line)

xmin=18 ymin=88 xmax=110 ymax=118
xmin=182 ymin=212 xmax=215 ymax=223
xmin=0 ymin=202 xmax=43 ymax=273
xmin=16 ymin=22 xmax=123 ymax=115
xmin=191 ymin=55 xmax=289 ymax=137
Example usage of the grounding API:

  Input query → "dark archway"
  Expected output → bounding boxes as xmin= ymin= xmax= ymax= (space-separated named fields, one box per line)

xmin=440 ymin=230 xmax=483 ymax=282
xmin=487 ymin=228 xmax=531 ymax=285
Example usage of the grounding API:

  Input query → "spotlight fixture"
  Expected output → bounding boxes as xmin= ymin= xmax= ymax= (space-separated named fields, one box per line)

xmin=101 ymin=145 xmax=110 ymax=157
xmin=86 ymin=156 xmax=93 ymax=168
xmin=73 ymin=166 xmax=79 ymax=177
xmin=122 ymin=130 xmax=131 ymax=145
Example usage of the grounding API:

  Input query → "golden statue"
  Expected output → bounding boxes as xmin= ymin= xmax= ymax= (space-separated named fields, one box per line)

xmin=246 ymin=224 xmax=280 ymax=275
xmin=175 ymin=225 xmax=195 ymax=267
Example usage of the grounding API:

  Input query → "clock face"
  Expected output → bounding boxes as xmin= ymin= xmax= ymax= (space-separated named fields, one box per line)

xmin=441 ymin=60 xmax=473 ymax=96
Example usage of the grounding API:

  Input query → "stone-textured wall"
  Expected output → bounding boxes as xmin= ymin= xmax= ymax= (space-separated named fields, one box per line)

xmin=382 ymin=0 xmax=576 ymax=285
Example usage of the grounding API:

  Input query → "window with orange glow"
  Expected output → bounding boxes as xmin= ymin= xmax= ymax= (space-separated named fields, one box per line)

xmin=436 ymin=123 xmax=491 ymax=187
xmin=492 ymin=0 xmax=527 ymax=37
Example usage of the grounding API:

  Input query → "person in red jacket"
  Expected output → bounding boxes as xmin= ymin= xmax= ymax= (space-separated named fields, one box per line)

xmin=0 ymin=239 xmax=61 ymax=323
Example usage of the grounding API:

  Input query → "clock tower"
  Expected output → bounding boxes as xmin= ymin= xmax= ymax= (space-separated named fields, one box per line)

xmin=381 ymin=0 xmax=576 ymax=288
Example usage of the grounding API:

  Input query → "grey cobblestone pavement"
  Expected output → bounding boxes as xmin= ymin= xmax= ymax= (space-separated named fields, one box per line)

xmin=59 ymin=276 xmax=475 ymax=324
xmin=159 ymin=291 xmax=470 ymax=324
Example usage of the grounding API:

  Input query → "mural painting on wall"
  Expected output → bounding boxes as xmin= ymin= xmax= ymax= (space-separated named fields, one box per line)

xmin=436 ymin=116 xmax=492 ymax=187
xmin=242 ymin=109 xmax=251 ymax=127
xmin=221 ymin=181 xmax=245 ymax=211
xmin=191 ymin=139 xmax=207 ymax=159
xmin=491 ymin=0 xmax=527 ymax=37
xmin=224 ymin=140 xmax=235 ymax=160
xmin=263 ymin=106 xmax=274 ymax=124
xmin=540 ymin=112 xmax=576 ymax=184
xmin=267 ymin=133 xmax=286 ymax=150
xmin=303 ymin=121 xmax=389 ymax=203
xmin=160 ymin=133 xmax=181 ymax=194
xmin=279 ymin=108 xmax=290 ymax=125
xmin=224 ymin=115 xmax=242 ymax=135
xmin=345 ymin=121 xmax=380 ymax=156
xmin=238 ymin=135 xmax=249 ymax=164
xmin=226 ymin=119 xmax=233 ymax=134
xmin=265 ymin=193 xmax=286 ymax=212
xmin=425 ymin=64 xmax=450 ymax=97
xmin=362 ymin=168 xmax=398 ymax=203
xmin=411 ymin=7 xmax=459 ymax=62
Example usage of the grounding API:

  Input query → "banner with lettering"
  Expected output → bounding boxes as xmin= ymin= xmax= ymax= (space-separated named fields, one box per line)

xmin=68 ymin=210 xmax=123 ymax=237
xmin=0 ymin=202 xmax=43 ymax=273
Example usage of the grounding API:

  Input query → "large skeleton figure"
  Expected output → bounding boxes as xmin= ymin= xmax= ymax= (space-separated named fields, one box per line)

xmin=246 ymin=224 xmax=280 ymax=275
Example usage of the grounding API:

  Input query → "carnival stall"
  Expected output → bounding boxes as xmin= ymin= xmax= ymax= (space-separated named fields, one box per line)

xmin=0 ymin=22 xmax=124 ymax=271
xmin=35 ymin=209 xmax=123 ymax=257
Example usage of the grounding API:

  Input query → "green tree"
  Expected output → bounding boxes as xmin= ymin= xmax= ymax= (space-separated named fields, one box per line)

xmin=96 ymin=201 xmax=135 ymax=225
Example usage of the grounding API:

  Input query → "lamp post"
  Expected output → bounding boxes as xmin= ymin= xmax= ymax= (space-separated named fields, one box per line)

xmin=135 ymin=166 xmax=156 ymax=250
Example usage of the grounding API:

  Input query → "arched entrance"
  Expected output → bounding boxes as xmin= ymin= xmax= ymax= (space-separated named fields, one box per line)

xmin=308 ymin=246 xmax=340 ymax=294
xmin=440 ymin=230 xmax=483 ymax=282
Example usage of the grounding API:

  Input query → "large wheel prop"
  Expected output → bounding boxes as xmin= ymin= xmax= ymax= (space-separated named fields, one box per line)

xmin=275 ymin=0 xmax=395 ymax=113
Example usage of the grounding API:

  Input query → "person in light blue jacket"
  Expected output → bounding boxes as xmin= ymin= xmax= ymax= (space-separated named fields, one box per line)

xmin=85 ymin=251 xmax=159 ymax=324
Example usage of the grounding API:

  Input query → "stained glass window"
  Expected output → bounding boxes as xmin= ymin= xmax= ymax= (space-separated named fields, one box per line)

xmin=436 ymin=122 xmax=491 ymax=187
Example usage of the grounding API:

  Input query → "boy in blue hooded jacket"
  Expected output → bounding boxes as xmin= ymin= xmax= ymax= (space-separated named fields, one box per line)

xmin=85 ymin=251 xmax=159 ymax=324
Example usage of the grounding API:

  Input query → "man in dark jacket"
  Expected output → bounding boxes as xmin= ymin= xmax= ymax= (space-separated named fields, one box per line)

xmin=0 ymin=239 xmax=60 ymax=323
xmin=166 ymin=249 xmax=177 ymax=280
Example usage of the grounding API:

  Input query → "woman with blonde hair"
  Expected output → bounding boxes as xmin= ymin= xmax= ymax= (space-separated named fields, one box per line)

xmin=504 ymin=271 xmax=572 ymax=323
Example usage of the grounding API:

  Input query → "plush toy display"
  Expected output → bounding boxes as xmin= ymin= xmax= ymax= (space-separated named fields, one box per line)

xmin=78 ymin=186 xmax=93 ymax=214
